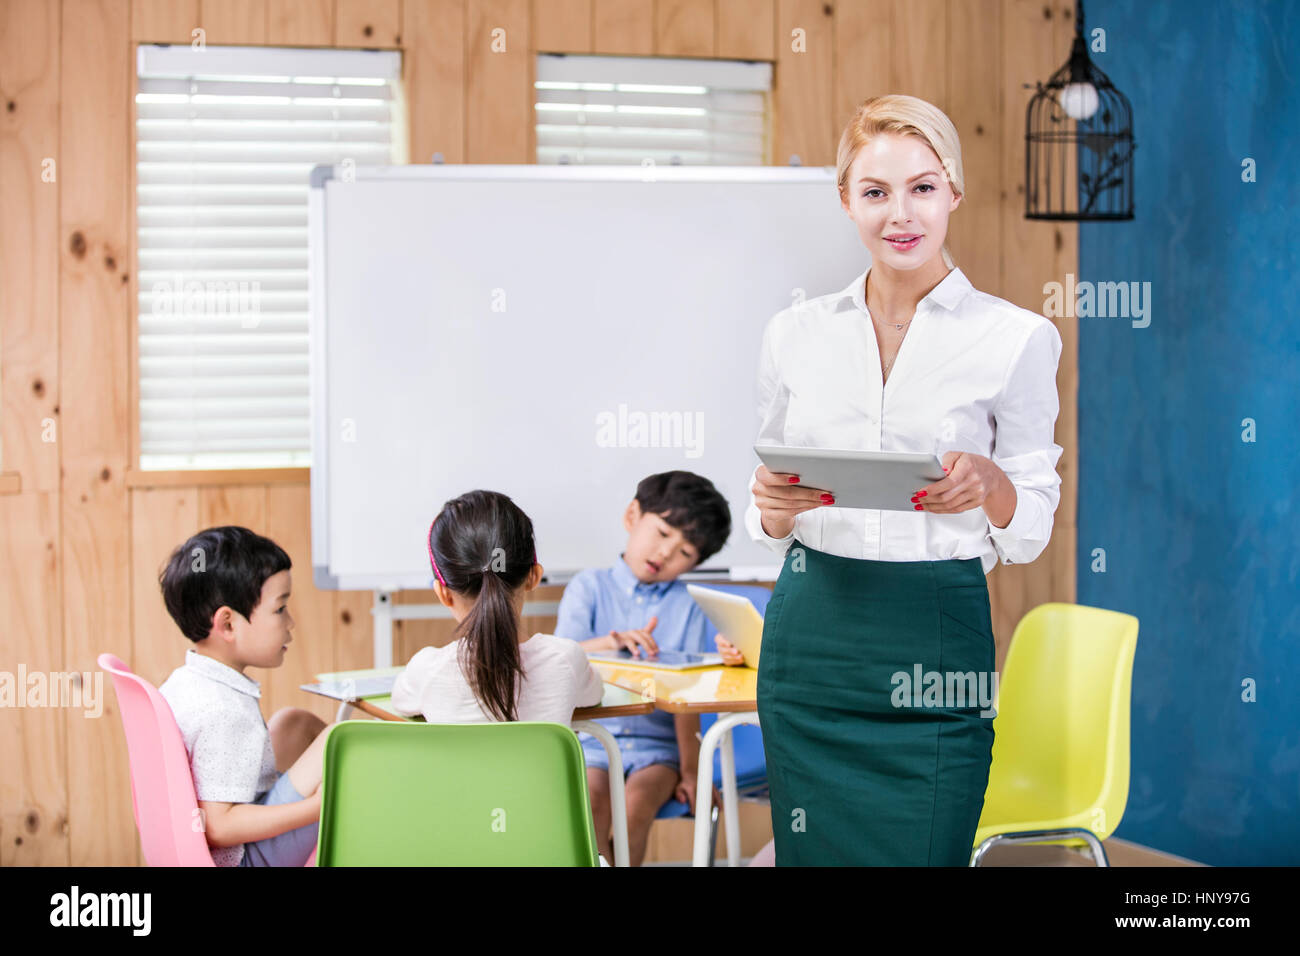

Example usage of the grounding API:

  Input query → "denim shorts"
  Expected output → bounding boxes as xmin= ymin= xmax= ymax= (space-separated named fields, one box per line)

xmin=581 ymin=735 xmax=679 ymax=777
xmin=237 ymin=772 xmax=318 ymax=867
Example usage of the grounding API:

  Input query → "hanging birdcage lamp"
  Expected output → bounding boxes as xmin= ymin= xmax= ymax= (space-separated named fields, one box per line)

xmin=1025 ymin=0 xmax=1135 ymax=220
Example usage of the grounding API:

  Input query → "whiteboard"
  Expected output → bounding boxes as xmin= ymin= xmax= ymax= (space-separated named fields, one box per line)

xmin=309 ymin=164 xmax=866 ymax=590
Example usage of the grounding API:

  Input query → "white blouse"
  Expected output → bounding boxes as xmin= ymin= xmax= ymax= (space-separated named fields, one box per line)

xmin=743 ymin=265 xmax=1063 ymax=573
xmin=390 ymin=632 xmax=605 ymax=725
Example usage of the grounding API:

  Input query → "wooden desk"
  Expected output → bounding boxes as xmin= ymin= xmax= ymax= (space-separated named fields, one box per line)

xmin=590 ymin=661 xmax=757 ymax=713
xmin=591 ymin=660 xmax=761 ymax=867
xmin=345 ymin=682 xmax=654 ymax=722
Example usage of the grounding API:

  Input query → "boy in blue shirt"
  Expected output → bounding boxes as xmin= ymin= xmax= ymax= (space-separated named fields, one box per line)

xmin=555 ymin=470 xmax=732 ymax=866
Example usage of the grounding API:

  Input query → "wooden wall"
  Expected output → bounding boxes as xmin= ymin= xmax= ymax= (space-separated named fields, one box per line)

xmin=0 ymin=0 xmax=1077 ymax=865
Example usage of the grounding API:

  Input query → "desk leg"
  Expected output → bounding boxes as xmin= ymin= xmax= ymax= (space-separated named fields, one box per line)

xmin=335 ymin=701 xmax=355 ymax=722
xmin=693 ymin=711 xmax=761 ymax=868
xmin=572 ymin=721 xmax=628 ymax=868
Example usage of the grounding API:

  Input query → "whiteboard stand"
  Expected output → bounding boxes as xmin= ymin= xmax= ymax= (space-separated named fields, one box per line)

xmin=369 ymin=591 xmax=563 ymax=668
xmin=372 ymin=591 xmax=394 ymax=668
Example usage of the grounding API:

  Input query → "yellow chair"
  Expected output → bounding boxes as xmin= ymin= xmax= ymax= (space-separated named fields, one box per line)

xmin=970 ymin=602 xmax=1139 ymax=866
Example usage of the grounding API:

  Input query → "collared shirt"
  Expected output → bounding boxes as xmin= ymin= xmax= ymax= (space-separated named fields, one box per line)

xmin=555 ymin=554 xmax=711 ymax=742
xmin=158 ymin=648 xmax=280 ymax=867
xmin=744 ymin=265 xmax=1063 ymax=573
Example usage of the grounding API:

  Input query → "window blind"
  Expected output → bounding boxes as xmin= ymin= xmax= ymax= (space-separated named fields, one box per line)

xmin=135 ymin=44 xmax=404 ymax=470
xmin=535 ymin=54 xmax=771 ymax=166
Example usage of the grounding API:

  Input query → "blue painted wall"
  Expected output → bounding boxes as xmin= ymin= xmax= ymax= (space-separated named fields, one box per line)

xmin=1077 ymin=0 xmax=1299 ymax=864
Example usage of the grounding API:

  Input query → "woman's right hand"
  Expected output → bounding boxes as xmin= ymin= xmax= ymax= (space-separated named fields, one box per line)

xmin=752 ymin=464 xmax=833 ymax=539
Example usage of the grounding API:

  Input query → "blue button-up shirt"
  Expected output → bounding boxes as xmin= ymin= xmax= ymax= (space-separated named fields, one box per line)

xmin=555 ymin=554 xmax=710 ymax=742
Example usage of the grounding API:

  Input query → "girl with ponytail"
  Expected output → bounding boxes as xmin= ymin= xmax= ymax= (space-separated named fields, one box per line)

xmin=391 ymin=490 xmax=604 ymax=724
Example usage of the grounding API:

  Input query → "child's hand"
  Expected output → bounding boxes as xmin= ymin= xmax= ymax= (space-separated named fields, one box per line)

xmin=675 ymin=771 xmax=722 ymax=814
xmin=608 ymin=615 xmax=659 ymax=657
xmin=715 ymin=634 xmax=745 ymax=666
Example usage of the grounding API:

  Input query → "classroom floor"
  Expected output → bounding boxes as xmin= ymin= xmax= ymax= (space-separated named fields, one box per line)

xmin=642 ymin=801 xmax=1205 ymax=866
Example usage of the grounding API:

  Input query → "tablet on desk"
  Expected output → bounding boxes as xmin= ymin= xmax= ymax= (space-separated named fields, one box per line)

xmin=587 ymin=648 xmax=723 ymax=671
xmin=300 ymin=675 xmax=397 ymax=701
xmin=754 ymin=443 xmax=946 ymax=512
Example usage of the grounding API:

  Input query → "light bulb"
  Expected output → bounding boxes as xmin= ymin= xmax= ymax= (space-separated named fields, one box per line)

xmin=1061 ymin=81 xmax=1100 ymax=121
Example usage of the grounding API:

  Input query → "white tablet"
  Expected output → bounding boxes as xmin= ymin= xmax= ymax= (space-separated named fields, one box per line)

xmin=753 ymin=444 xmax=946 ymax=512
xmin=586 ymin=649 xmax=723 ymax=671
xmin=686 ymin=585 xmax=764 ymax=668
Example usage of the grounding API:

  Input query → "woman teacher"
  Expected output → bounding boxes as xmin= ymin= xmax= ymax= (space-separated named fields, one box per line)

xmin=745 ymin=95 xmax=1064 ymax=866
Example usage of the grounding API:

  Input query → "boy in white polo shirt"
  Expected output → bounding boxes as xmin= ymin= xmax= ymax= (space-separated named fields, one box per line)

xmin=158 ymin=526 xmax=330 ymax=867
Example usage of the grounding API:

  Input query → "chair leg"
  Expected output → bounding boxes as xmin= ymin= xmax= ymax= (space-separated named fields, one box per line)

xmin=693 ymin=711 xmax=761 ymax=867
xmin=707 ymin=804 xmax=720 ymax=867
xmin=970 ymin=827 xmax=1109 ymax=867
xmin=572 ymin=720 xmax=628 ymax=868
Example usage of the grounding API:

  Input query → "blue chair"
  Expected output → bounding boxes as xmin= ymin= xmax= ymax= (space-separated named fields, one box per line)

xmin=655 ymin=584 xmax=771 ymax=864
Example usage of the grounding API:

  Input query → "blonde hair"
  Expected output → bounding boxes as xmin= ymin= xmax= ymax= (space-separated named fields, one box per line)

xmin=836 ymin=94 xmax=964 ymax=269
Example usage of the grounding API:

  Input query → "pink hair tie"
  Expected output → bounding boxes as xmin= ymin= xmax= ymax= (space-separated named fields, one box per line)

xmin=428 ymin=520 xmax=447 ymax=588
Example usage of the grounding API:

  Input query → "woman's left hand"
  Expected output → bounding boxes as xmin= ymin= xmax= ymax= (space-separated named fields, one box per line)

xmin=912 ymin=451 xmax=1017 ymax=529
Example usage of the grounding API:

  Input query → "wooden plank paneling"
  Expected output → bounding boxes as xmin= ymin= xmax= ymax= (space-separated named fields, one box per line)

xmin=985 ymin=0 xmax=1076 ymax=659
xmin=533 ymin=0 xmax=592 ymax=52
xmin=774 ymin=0 xmax=834 ymax=167
xmin=1 ymin=0 xmax=61 ymax=493
xmin=59 ymin=0 xmax=135 ymax=867
xmin=199 ymin=0 xmax=267 ymax=43
xmin=888 ymin=0 xmax=947 ymax=112
xmin=198 ymin=484 xmax=267 ymax=529
xmin=1051 ymin=0 xmax=1078 ymax=558
xmin=0 ymin=491 xmax=67 ymax=865
xmin=394 ymin=587 xmax=455 ymax=666
xmin=132 ymin=0 xmax=198 ymax=42
xmin=466 ymin=0 xmax=530 ymax=162
xmin=336 ymin=588 xmax=375 ymax=670
xmin=592 ymin=0 xmax=652 ymax=55
xmin=717 ymin=0 xmax=775 ymax=60
xmin=832 ymin=0 xmax=891 ymax=134
xmin=266 ymin=0 xmax=333 ymax=45
xmin=129 ymin=487 xmax=199 ymax=689
xmin=656 ymin=0 xmax=713 ymax=56
xmin=265 ymin=483 xmax=338 ymax=725
xmin=336 ymin=0 xmax=401 ymax=47
xmin=198 ymin=485 xmax=274 ymax=711
xmin=946 ymin=0 xmax=1002 ymax=294
xmin=404 ymin=0 xmax=466 ymax=164
xmin=998 ymin=0 xmax=1061 ymax=308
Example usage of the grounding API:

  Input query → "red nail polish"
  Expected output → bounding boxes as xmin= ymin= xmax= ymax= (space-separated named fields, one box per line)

xmin=820 ymin=493 xmax=834 ymax=503
xmin=788 ymin=476 xmax=800 ymax=484
xmin=942 ymin=468 xmax=949 ymax=473
xmin=914 ymin=504 xmax=923 ymax=511
xmin=910 ymin=497 xmax=919 ymax=503
xmin=918 ymin=491 xmax=927 ymax=497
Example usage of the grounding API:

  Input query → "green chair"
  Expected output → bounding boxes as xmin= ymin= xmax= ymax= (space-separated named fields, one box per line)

xmin=316 ymin=720 xmax=600 ymax=866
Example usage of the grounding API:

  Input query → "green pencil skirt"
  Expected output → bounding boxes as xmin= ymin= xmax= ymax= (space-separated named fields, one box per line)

xmin=756 ymin=542 xmax=996 ymax=866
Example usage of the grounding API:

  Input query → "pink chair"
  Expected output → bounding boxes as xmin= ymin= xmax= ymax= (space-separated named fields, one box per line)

xmin=97 ymin=653 xmax=316 ymax=867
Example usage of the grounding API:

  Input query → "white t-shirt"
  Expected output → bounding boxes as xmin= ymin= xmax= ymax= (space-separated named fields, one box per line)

xmin=158 ymin=648 xmax=279 ymax=867
xmin=390 ymin=633 xmax=605 ymax=724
